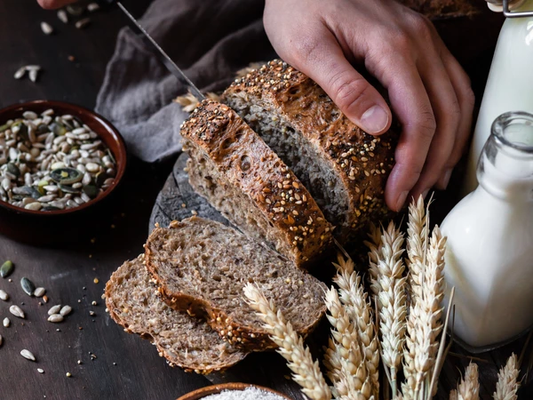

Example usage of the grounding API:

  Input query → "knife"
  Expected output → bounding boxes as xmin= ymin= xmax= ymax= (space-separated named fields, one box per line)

xmin=98 ymin=0 xmax=205 ymax=100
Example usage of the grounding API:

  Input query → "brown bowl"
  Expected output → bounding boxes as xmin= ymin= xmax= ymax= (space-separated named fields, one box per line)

xmin=176 ymin=383 xmax=293 ymax=400
xmin=0 ymin=100 xmax=127 ymax=244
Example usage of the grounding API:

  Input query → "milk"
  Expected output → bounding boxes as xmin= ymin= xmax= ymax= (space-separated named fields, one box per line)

xmin=442 ymin=112 xmax=533 ymax=350
xmin=462 ymin=0 xmax=533 ymax=196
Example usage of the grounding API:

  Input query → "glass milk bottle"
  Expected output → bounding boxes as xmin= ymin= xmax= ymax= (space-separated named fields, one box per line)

xmin=462 ymin=0 xmax=533 ymax=196
xmin=442 ymin=111 xmax=533 ymax=350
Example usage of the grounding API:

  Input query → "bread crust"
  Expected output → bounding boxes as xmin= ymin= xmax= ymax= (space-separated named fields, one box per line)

xmin=144 ymin=218 xmax=327 ymax=351
xmin=180 ymin=99 xmax=333 ymax=266
xmin=224 ymin=60 xmax=397 ymax=242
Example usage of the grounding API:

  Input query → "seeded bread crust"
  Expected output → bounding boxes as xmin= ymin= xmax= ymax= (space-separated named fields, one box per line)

xmin=223 ymin=59 xmax=396 ymax=242
xmin=105 ymin=256 xmax=248 ymax=373
xmin=180 ymin=99 xmax=333 ymax=267
xmin=144 ymin=217 xmax=327 ymax=351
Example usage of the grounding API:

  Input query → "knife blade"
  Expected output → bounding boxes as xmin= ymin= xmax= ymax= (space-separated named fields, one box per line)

xmin=111 ymin=1 xmax=205 ymax=100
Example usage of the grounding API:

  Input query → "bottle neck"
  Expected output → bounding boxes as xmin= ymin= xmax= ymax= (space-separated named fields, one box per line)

xmin=476 ymin=112 xmax=533 ymax=201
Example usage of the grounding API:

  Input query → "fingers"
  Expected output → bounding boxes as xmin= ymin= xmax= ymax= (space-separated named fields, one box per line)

xmin=37 ymin=0 xmax=76 ymax=9
xmin=378 ymin=57 xmax=436 ymax=211
xmin=292 ymin=30 xmax=392 ymax=135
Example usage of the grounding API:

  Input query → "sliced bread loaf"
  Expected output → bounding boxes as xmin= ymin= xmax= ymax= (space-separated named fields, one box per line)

xmin=105 ymin=255 xmax=248 ymax=373
xmin=181 ymin=99 xmax=333 ymax=267
xmin=144 ymin=217 xmax=327 ymax=350
xmin=223 ymin=59 xmax=396 ymax=242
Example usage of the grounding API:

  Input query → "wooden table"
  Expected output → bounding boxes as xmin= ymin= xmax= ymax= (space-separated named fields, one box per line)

xmin=0 ymin=1 xmax=531 ymax=399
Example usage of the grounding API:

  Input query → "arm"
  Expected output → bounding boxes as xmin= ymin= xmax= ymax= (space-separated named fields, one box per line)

xmin=264 ymin=0 xmax=475 ymax=211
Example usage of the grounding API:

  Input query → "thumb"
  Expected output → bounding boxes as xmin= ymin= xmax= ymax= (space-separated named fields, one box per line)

xmin=37 ymin=0 xmax=76 ymax=9
xmin=294 ymin=36 xmax=391 ymax=135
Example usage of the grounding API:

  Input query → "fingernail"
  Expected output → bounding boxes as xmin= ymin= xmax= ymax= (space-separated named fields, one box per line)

xmin=440 ymin=168 xmax=453 ymax=189
xmin=396 ymin=191 xmax=409 ymax=211
xmin=360 ymin=105 xmax=389 ymax=134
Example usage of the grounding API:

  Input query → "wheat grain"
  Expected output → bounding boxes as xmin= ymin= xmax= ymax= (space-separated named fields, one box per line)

xmin=493 ymin=354 xmax=520 ymax=400
xmin=456 ymin=362 xmax=480 ymax=400
xmin=333 ymin=255 xmax=380 ymax=398
xmin=243 ymin=284 xmax=331 ymax=400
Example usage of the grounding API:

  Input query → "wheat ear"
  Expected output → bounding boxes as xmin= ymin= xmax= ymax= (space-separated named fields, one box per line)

xmin=243 ymin=284 xmax=331 ymax=400
xmin=333 ymin=255 xmax=380 ymax=399
xmin=366 ymin=222 xmax=407 ymax=398
xmin=406 ymin=196 xmax=428 ymax=302
xmin=456 ymin=362 xmax=480 ymax=400
xmin=324 ymin=287 xmax=372 ymax=400
xmin=449 ymin=390 xmax=458 ymax=400
xmin=403 ymin=225 xmax=446 ymax=399
xmin=493 ymin=354 xmax=520 ymax=400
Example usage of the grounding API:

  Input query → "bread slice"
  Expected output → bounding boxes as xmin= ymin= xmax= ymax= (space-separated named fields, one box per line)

xmin=223 ymin=59 xmax=396 ymax=242
xmin=105 ymin=255 xmax=248 ymax=373
xmin=144 ymin=217 xmax=327 ymax=350
xmin=180 ymin=99 xmax=333 ymax=268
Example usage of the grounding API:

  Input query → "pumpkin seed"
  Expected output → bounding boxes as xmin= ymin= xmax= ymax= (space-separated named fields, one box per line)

xmin=58 ymin=183 xmax=79 ymax=194
xmin=83 ymin=185 xmax=98 ymax=199
xmin=50 ymin=168 xmax=83 ymax=185
xmin=6 ymin=163 xmax=20 ymax=178
xmin=50 ymin=122 xmax=67 ymax=136
xmin=20 ymin=349 xmax=36 ymax=361
xmin=9 ymin=305 xmax=25 ymax=319
xmin=1 ymin=260 xmax=14 ymax=278
xmin=20 ymin=277 xmax=35 ymax=296
xmin=0 ymin=290 xmax=8 ymax=301
xmin=48 ymin=314 xmax=64 ymax=323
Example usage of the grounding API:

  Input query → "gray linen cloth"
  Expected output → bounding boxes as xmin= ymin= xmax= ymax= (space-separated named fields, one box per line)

xmin=95 ymin=0 xmax=276 ymax=162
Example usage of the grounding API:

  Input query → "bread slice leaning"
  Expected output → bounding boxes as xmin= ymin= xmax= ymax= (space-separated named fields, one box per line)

xmin=145 ymin=217 xmax=327 ymax=350
xmin=181 ymin=99 xmax=333 ymax=268
xmin=223 ymin=60 xmax=396 ymax=243
xmin=105 ymin=255 xmax=248 ymax=373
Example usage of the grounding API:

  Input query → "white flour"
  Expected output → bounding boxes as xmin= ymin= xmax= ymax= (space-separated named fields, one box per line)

xmin=202 ymin=387 xmax=287 ymax=400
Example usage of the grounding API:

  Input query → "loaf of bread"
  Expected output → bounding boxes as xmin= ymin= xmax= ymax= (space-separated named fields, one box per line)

xmin=105 ymin=256 xmax=248 ymax=373
xmin=144 ymin=217 xmax=327 ymax=350
xmin=224 ymin=59 xmax=396 ymax=243
xmin=181 ymin=99 xmax=333 ymax=267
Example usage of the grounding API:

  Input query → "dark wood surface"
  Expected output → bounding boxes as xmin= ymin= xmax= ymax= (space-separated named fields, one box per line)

xmin=1 ymin=1 xmax=532 ymax=400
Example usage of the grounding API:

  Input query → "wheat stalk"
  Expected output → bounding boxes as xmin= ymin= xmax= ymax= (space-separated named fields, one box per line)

xmin=243 ymin=284 xmax=331 ymax=400
xmin=369 ymin=222 xmax=407 ymax=398
xmin=333 ymin=255 xmax=380 ymax=398
xmin=406 ymin=196 xmax=428 ymax=303
xmin=455 ymin=362 xmax=480 ymax=400
xmin=493 ymin=354 xmax=520 ymax=400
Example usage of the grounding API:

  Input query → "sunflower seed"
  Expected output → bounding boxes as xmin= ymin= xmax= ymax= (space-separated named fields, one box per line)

xmin=41 ymin=21 xmax=54 ymax=35
xmin=0 ymin=290 xmax=9 ymax=301
xmin=75 ymin=18 xmax=91 ymax=29
xmin=66 ymin=4 xmax=84 ymax=16
xmin=9 ymin=305 xmax=25 ymax=319
xmin=14 ymin=67 xmax=27 ymax=80
xmin=59 ymin=305 xmax=72 ymax=316
xmin=20 ymin=349 xmax=36 ymax=361
xmin=0 ymin=260 xmax=13 ymax=278
xmin=87 ymin=2 xmax=100 ymax=12
xmin=25 ymin=202 xmax=42 ymax=211
xmin=21 ymin=277 xmax=36 ymax=296
xmin=48 ymin=314 xmax=64 ymax=323
xmin=37 ymin=368 xmax=44 ymax=373
xmin=48 ymin=305 xmax=61 ymax=315
xmin=57 ymin=9 xmax=68 ymax=23
xmin=33 ymin=287 xmax=46 ymax=297
xmin=3 ymin=318 xmax=10 ymax=327
xmin=29 ymin=69 xmax=39 ymax=83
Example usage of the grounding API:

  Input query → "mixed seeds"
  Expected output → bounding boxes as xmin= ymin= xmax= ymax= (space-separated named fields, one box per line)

xmin=13 ymin=65 xmax=41 ymax=83
xmin=0 ymin=108 xmax=117 ymax=212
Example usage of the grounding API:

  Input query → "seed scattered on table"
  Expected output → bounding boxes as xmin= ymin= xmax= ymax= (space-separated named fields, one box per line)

xmin=89 ymin=311 xmax=95 ymax=316
xmin=59 ymin=305 xmax=72 ymax=316
xmin=9 ymin=305 xmax=25 ymax=319
xmin=66 ymin=4 xmax=84 ymax=16
xmin=20 ymin=349 xmax=36 ymax=361
xmin=42 ymin=295 xmax=49 ymax=303
xmin=14 ymin=67 xmax=27 ymax=80
xmin=21 ymin=277 xmax=36 ymax=296
xmin=3 ymin=317 xmax=10 ymax=327
xmin=57 ymin=9 xmax=68 ymax=23
xmin=66 ymin=372 xmax=72 ymax=377
xmin=37 ymin=368 xmax=44 ymax=374
xmin=1 ymin=260 xmax=14 ymax=278
xmin=48 ymin=304 xmax=61 ymax=315
xmin=34 ymin=287 xmax=46 ymax=297
xmin=93 ymin=278 xmax=99 ymax=284
xmin=87 ymin=2 xmax=100 ymax=12
xmin=0 ymin=289 xmax=8 ymax=301
xmin=91 ymin=301 xmax=97 ymax=306
xmin=40 ymin=21 xmax=54 ymax=35
xmin=48 ymin=314 xmax=64 ymax=323
xmin=75 ymin=18 xmax=90 ymax=29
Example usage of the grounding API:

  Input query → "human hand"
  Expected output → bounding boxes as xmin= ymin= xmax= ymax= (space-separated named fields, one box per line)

xmin=264 ymin=0 xmax=475 ymax=211
xmin=37 ymin=0 xmax=76 ymax=9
